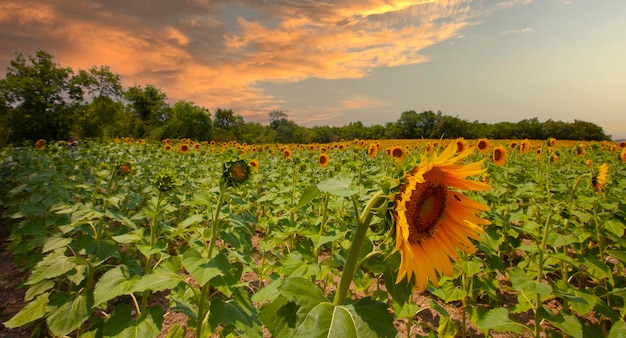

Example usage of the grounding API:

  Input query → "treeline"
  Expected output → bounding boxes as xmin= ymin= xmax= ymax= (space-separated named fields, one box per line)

xmin=0 ymin=50 xmax=610 ymax=146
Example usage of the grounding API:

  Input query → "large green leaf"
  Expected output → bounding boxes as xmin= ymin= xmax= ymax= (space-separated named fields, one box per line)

xmin=475 ymin=308 xmax=522 ymax=334
xmin=26 ymin=250 xmax=77 ymax=285
xmin=93 ymin=264 xmax=141 ymax=306
xmin=47 ymin=293 xmax=92 ymax=337
xmin=292 ymin=186 xmax=322 ymax=212
xmin=103 ymin=305 xmax=163 ymax=338
xmin=209 ymin=296 xmax=262 ymax=338
xmin=3 ymin=293 xmax=49 ymax=328
xmin=537 ymin=307 xmax=582 ymax=338
xmin=131 ymin=258 xmax=183 ymax=293
xmin=317 ymin=176 xmax=356 ymax=197
xmin=181 ymin=249 xmax=230 ymax=286
xmin=608 ymin=320 xmax=626 ymax=338
xmin=261 ymin=278 xmax=395 ymax=338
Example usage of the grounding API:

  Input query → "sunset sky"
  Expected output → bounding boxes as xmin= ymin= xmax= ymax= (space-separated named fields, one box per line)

xmin=1 ymin=0 xmax=625 ymax=139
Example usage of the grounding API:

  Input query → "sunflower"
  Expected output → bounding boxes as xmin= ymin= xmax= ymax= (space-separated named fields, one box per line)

xmin=492 ymin=146 xmax=507 ymax=166
xmin=390 ymin=145 xmax=405 ymax=162
xmin=619 ymin=141 xmax=626 ymax=148
xmin=455 ymin=138 xmax=468 ymax=154
xmin=574 ymin=144 xmax=585 ymax=157
xmin=509 ymin=141 xmax=518 ymax=150
xmin=318 ymin=153 xmax=330 ymax=167
xmin=592 ymin=163 xmax=608 ymax=193
xmin=367 ymin=144 xmax=378 ymax=158
xmin=548 ymin=138 xmax=556 ymax=147
xmin=180 ymin=143 xmax=190 ymax=153
xmin=194 ymin=142 xmax=201 ymax=150
xmin=249 ymin=159 xmax=259 ymax=171
xmin=476 ymin=138 xmax=490 ymax=153
xmin=621 ymin=148 xmax=626 ymax=163
xmin=585 ymin=159 xmax=592 ymax=168
xmin=393 ymin=140 xmax=491 ymax=290
xmin=520 ymin=139 xmax=532 ymax=155
xmin=426 ymin=142 xmax=434 ymax=154
xmin=35 ymin=139 xmax=46 ymax=150
xmin=222 ymin=159 xmax=251 ymax=187
xmin=283 ymin=148 xmax=292 ymax=160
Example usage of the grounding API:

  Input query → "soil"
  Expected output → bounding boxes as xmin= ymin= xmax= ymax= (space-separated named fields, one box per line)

xmin=0 ymin=226 xmax=575 ymax=338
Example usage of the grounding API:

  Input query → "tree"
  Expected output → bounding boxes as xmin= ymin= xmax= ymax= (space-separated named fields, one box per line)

xmin=124 ymin=85 xmax=170 ymax=138
xmin=71 ymin=66 xmax=125 ymax=139
xmin=161 ymin=101 xmax=213 ymax=140
xmin=213 ymin=108 xmax=244 ymax=141
xmin=0 ymin=50 xmax=75 ymax=142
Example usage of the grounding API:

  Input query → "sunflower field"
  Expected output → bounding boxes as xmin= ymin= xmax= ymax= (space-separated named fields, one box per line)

xmin=1 ymin=138 xmax=625 ymax=337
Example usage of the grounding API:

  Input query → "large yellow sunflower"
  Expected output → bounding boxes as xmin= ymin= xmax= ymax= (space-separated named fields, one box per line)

xmin=393 ymin=140 xmax=492 ymax=290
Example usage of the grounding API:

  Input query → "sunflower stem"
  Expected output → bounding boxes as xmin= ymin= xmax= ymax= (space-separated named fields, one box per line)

xmin=333 ymin=191 xmax=386 ymax=306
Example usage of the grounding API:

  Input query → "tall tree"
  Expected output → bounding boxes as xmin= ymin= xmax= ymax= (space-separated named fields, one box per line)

xmin=0 ymin=50 xmax=75 ymax=142
xmin=213 ymin=108 xmax=244 ymax=141
xmin=124 ymin=84 xmax=170 ymax=138
xmin=161 ymin=101 xmax=213 ymax=140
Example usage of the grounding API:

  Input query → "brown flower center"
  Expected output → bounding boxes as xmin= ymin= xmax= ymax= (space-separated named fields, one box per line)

xmin=494 ymin=149 xmax=502 ymax=161
xmin=405 ymin=167 xmax=448 ymax=244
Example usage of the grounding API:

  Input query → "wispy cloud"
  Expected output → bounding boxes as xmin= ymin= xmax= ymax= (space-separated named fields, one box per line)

xmin=500 ymin=27 xmax=533 ymax=35
xmin=0 ymin=0 xmax=526 ymax=123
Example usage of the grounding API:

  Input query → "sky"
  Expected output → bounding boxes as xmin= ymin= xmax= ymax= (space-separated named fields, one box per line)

xmin=1 ymin=0 xmax=625 ymax=140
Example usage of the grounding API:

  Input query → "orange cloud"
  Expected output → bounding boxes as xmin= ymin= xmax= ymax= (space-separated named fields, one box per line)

xmin=0 ymin=0 xmax=524 ymax=124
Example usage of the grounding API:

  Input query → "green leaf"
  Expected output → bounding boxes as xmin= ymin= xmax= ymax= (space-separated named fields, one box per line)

xmin=93 ymin=264 xmax=141 ymax=306
xmin=164 ymin=324 xmax=186 ymax=338
xmin=42 ymin=235 xmax=72 ymax=253
xmin=112 ymin=228 xmax=144 ymax=244
xmin=26 ymin=250 xmax=77 ymax=285
xmin=3 ymin=293 xmax=50 ymax=328
xmin=292 ymin=186 xmax=322 ymax=212
xmin=279 ymin=277 xmax=328 ymax=311
xmin=103 ymin=305 xmax=163 ymax=338
xmin=251 ymin=278 xmax=282 ymax=303
xmin=209 ymin=297 xmax=262 ymax=338
xmin=537 ymin=307 xmax=582 ymax=338
xmin=259 ymin=295 xmax=297 ymax=338
xmin=605 ymin=220 xmax=625 ymax=237
xmin=317 ymin=176 xmax=356 ymax=197
xmin=476 ymin=308 xmax=522 ymax=334
xmin=608 ymin=320 xmax=626 ymax=338
xmin=438 ymin=315 xmax=458 ymax=338
xmin=429 ymin=280 xmax=467 ymax=302
xmin=509 ymin=267 xmax=552 ymax=295
xmin=24 ymin=280 xmax=54 ymax=302
xmin=181 ymin=249 xmax=230 ymax=286
xmin=47 ymin=293 xmax=91 ymax=337
xmin=392 ymin=301 xmax=420 ymax=319
xmin=606 ymin=250 xmax=626 ymax=265
xmin=178 ymin=213 xmax=205 ymax=229
xmin=582 ymin=255 xmax=612 ymax=281
xmin=293 ymin=298 xmax=396 ymax=338
xmin=131 ymin=258 xmax=183 ymax=293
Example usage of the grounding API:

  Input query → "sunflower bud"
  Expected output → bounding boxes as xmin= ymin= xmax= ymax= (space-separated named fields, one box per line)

xmin=154 ymin=172 xmax=177 ymax=192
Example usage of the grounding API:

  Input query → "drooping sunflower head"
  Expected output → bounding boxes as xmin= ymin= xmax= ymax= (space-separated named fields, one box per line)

xmin=222 ymin=159 xmax=251 ymax=187
xmin=153 ymin=171 xmax=177 ymax=192
xmin=548 ymin=138 xmax=557 ymax=147
xmin=318 ymin=153 xmax=330 ymax=167
xmin=35 ymin=139 xmax=46 ymax=150
xmin=492 ymin=146 xmax=507 ymax=166
xmin=520 ymin=139 xmax=532 ymax=155
xmin=574 ymin=143 xmax=585 ymax=156
xmin=592 ymin=163 xmax=609 ymax=194
xmin=393 ymin=139 xmax=492 ymax=290
xmin=476 ymin=138 xmax=490 ymax=153
xmin=368 ymin=143 xmax=378 ymax=158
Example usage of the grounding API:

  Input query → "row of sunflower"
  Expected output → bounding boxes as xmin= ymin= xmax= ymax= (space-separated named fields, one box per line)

xmin=1 ymin=137 xmax=625 ymax=337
